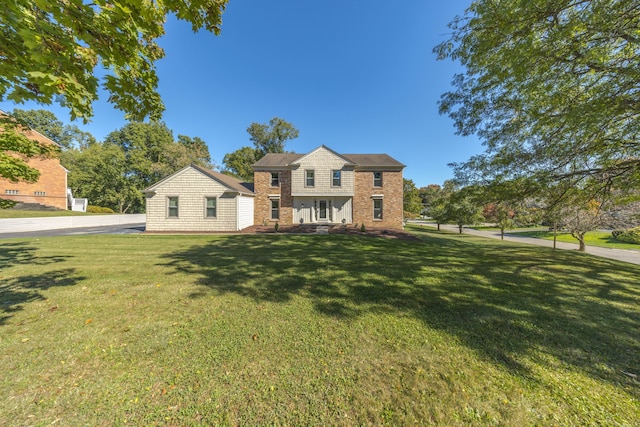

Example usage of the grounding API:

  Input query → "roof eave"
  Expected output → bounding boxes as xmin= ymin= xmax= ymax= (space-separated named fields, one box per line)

xmin=354 ymin=165 xmax=405 ymax=171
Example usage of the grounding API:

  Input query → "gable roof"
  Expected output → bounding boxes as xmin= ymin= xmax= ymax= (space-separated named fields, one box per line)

xmin=144 ymin=164 xmax=255 ymax=195
xmin=192 ymin=164 xmax=255 ymax=194
xmin=252 ymin=145 xmax=405 ymax=170
xmin=289 ymin=145 xmax=356 ymax=166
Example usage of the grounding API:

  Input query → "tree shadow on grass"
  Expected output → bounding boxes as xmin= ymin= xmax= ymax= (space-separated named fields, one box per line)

xmin=0 ymin=241 xmax=84 ymax=325
xmin=158 ymin=231 xmax=640 ymax=391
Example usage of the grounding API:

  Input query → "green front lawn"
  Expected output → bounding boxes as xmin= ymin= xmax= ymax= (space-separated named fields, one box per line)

xmin=1 ymin=229 xmax=638 ymax=425
xmin=512 ymin=230 xmax=640 ymax=251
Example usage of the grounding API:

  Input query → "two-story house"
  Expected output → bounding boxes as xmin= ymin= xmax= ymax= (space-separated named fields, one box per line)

xmin=253 ymin=145 xmax=405 ymax=229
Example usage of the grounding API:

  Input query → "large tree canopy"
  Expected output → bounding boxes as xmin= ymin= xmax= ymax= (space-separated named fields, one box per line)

xmin=403 ymin=178 xmax=423 ymax=217
xmin=222 ymin=146 xmax=257 ymax=182
xmin=104 ymin=121 xmax=210 ymax=187
xmin=0 ymin=0 xmax=228 ymax=122
xmin=10 ymin=108 xmax=97 ymax=149
xmin=64 ymin=121 xmax=212 ymax=213
xmin=64 ymin=142 xmax=138 ymax=213
xmin=177 ymin=134 xmax=212 ymax=167
xmin=248 ymin=117 xmax=300 ymax=158
xmin=223 ymin=117 xmax=299 ymax=181
xmin=436 ymin=0 xmax=640 ymax=198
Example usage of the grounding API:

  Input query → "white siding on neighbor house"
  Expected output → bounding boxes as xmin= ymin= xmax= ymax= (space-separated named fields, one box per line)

xmin=237 ymin=195 xmax=254 ymax=230
xmin=293 ymin=196 xmax=352 ymax=224
xmin=146 ymin=168 xmax=252 ymax=231
xmin=290 ymin=147 xmax=354 ymax=196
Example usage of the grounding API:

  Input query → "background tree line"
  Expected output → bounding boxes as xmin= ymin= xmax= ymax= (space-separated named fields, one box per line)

xmin=5 ymin=109 xmax=300 ymax=213
xmin=8 ymin=109 xmax=212 ymax=213
xmin=416 ymin=180 xmax=640 ymax=251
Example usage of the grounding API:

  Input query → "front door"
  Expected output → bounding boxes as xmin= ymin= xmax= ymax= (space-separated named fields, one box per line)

xmin=318 ymin=200 xmax=328 ymax=221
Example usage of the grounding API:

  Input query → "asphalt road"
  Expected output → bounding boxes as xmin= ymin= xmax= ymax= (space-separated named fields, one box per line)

xmin=410 ymin=220 xmax=640 ymax=266
xmin=0 ymin=223 xmax=145 ymax=239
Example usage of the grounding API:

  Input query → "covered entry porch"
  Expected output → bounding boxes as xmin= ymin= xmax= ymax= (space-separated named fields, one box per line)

xmin=292 ymin=196 xmax=352 ymax=224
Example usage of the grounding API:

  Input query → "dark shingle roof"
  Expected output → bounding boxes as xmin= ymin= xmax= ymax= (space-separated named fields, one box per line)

xmin=192 ymin=164 xmax=254 ymax=194
xmin=252 ymin=150 xmax=404 ymax=169
xmin=252 ymin=153 xmax=303 ymax=168
xmin=342 ymin=154 xmax=405 ymax=168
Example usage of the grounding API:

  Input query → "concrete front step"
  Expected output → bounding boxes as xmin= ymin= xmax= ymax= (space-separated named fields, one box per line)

xmin=315 ymin=225 xmax=329 ymax=234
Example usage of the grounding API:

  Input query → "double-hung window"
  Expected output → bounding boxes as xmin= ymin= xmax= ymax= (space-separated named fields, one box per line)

xmin=205 ymin=197 xmax=217 ymax=218
xmin=373 ymin=199 xmax=383 ymax=220
xmin=332 ymin=170 xmax=341 ymax=187
xmin=168 ymin=197 xmax=179 ymax=218
xmin=271 ymin=172 xmax=280 ymax=187
xmin=271 ymin=199 xmax=280 ymax=220
xmin=373 ymin=172 xmax=383 ymax=187
xmin=306 ymin=170 xmax=315 ymax=187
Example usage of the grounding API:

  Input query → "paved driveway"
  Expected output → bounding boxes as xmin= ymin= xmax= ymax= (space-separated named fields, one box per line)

xmin=0 ymin=214 xmax=146 ymax=239
xmin=0 ymin=223 xmax=145 ymax=239
xmin=410 ymin=220 xmax=640 ymax=266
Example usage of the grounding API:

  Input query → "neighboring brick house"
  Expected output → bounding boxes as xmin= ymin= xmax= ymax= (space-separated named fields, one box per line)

xmin=253 ymin=145 xmax=405 ymax=229
xmin=0 ymin=115 xmax=68 ymax=210
xmin=144 ymin=164 xmax=255 ymax=232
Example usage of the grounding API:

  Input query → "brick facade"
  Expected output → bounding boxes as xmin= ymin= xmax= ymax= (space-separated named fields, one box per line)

xmin=253 ymin=146 xmax=405 ymax=229
xmin=254 ymin=170 xmax=293 ymax=225
xmin=0 ymin=127 xmax=68 ymax=210
xmin=353 ymin=170 xmax=403 ymax=229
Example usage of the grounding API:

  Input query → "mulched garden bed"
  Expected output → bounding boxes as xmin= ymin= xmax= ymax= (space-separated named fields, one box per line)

xmin=243 ymin=224 xmax=419 ymax=240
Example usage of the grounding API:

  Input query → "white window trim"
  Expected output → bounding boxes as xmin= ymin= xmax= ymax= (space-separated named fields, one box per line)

xmin=205 ymin=196 xmax=217 ymax=219
xmin=373 ymin=171 xmax=383 ymax=188
xmin=373 ymin=198 xmax=383 ymax=221
xmin=305 ymin=169 xmax=315 ymax=187
xmin=167 ymin=196 xmax=179 ymax=219
xmin=270 ymin=171 xmax=280 ymax=187
xmin=332 ymin=169 xmax=342 ymax=187
xmin=270 ymin=198 xmax=280 ymax=221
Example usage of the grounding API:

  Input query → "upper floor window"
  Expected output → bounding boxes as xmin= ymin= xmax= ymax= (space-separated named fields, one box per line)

xmin=332 ymin=170 xmax=341 ymax=187
xmin=168 ymin=197 xmax=179 ymax=218
xmin=34 ymin=191 xmax=46 ymax=196
xmin=5 ymin=189 xmax=19 ymax=195
xmin=271 ymin=172 xmax=280 ymax=187
xmin=306 ymin=170 xmax=315 ymax=187
xmin=373 ymin=172 xmax=383 ymax=187
xmin=205 ymin=197 xmax=217 ymax=218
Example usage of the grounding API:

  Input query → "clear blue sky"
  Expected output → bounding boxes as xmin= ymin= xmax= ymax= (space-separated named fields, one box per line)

xmin=0 ymin=0 xmax=482 ymax=187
